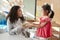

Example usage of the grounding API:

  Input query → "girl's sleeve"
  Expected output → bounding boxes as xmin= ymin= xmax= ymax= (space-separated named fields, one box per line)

xmin=44 ymin=17 xmax=50 ymax=22
xmin=40 ymin=17 xmax=50 ymax=23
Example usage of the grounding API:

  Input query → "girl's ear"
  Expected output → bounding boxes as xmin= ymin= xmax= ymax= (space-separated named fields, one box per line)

xmin=46 ymin=10 xmax=48 ymax=13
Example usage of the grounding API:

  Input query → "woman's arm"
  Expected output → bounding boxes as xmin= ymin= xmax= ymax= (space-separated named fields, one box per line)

xmin=7 ymin=19 xmax=17 ymax=34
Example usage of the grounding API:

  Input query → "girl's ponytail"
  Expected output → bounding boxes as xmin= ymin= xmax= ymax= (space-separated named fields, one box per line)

xmin=49 ymin=10 xmax=54 ymax=19
xmin=42 ymin=3 xmax=54 ymax=19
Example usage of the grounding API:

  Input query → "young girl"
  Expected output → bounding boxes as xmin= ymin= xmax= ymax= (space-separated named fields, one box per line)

xmin=31 ymin=4 xmax=54 ymax=40
xmin=6 ymin=6 xmax=25 ymax=35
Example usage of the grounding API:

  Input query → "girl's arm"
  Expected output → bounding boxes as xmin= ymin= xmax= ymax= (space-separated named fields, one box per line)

xmin=31 ymin=17 xmax=50 ymax=28
xmin=32 ymin=21 xmax=48 ymax=28
xmin=38 ymin=22 xmax=47 ymax=28
xmin=22 ymin=21 xmax=33 ymax=28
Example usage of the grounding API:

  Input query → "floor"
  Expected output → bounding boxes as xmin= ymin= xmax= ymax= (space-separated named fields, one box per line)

xmin=0 ymin=33 xmax=30 ymax=40
xmin=0 ymin=22 xmax=60 ymax=40
xmin=0 ymin=32 xmax=59 ymax=40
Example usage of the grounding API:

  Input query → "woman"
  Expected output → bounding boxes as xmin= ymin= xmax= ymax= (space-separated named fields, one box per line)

xmin=6 ymin=6 xmax=25 ymax=35
xmin=31 ymin=4 xmax=54 ymax=40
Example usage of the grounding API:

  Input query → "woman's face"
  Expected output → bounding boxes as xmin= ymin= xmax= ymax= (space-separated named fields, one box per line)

xmin=17 ymin=8 xmax=22 ymax=17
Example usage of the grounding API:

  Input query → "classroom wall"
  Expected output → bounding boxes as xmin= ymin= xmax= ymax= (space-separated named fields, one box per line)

xmin=37 ymin=0 xmax=60 ymax=25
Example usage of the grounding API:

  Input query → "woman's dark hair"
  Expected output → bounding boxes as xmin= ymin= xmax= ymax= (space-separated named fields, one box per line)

xmin=6 ymin=6 xmax=25 ymax=23
xmin=42 ymin=4 xmax=54 ymax=18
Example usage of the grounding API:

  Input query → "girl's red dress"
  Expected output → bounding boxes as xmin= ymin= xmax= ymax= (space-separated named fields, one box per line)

xmin=36 ymin=16 xmax=52 ymax=38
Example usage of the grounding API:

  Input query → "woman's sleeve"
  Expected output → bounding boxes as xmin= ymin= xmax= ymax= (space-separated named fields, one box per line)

xmin=7 ymin=19 xmax=12 ymax=32
xmin=7 ymin=19 xmax=22 ymax=34
xmin=7 ymin=19 xmax=16 ymax=34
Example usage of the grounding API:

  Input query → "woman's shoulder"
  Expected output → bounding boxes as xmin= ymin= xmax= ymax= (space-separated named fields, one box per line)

xmin=7 ymin=17 xmax=10 ymax=22
xmin=7 ymin=18 xmax=11 ymax=23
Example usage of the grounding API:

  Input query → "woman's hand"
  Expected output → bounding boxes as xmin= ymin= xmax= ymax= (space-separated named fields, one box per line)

xmin=22 ymin=21 xmax=33 ymax=28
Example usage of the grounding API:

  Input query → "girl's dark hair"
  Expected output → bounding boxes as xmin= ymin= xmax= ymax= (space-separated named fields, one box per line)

xmin=42 ymin=4 xmax=54 ymax=18
xmin=6 ymin=6 xmax=25 ymax=23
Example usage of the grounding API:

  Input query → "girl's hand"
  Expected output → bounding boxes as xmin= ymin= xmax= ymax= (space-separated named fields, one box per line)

xmin=22 ymin=22 xmax=33 ymax=28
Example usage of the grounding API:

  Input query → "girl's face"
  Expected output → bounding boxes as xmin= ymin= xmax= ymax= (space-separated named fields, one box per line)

xmin=42 ymin=9 xmax=48 ymax=16
xmin=17 ymin=8 xmax=22 ymax=17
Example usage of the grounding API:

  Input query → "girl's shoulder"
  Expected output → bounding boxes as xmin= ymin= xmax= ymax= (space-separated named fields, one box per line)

xmin=41 ymin=16 xmax=49 ymax=19
xmin=40 ymin=16 xmax=50 ymax=21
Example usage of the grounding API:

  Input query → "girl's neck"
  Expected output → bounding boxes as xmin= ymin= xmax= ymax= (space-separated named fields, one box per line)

xmin=42 ymin=15 xmax=49 ymax=18
xmin=43 ymin=15 xmax=48 ymax=16
xmin=42 ymin=13 xmax=49 ymax=18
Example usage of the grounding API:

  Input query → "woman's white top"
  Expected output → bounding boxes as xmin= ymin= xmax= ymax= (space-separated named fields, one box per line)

xmin=7 ymin=18 xmax=23 ymax=35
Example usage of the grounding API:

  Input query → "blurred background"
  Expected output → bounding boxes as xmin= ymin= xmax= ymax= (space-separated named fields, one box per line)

xmin=0 ymin=0 xmax=60 ymax=40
